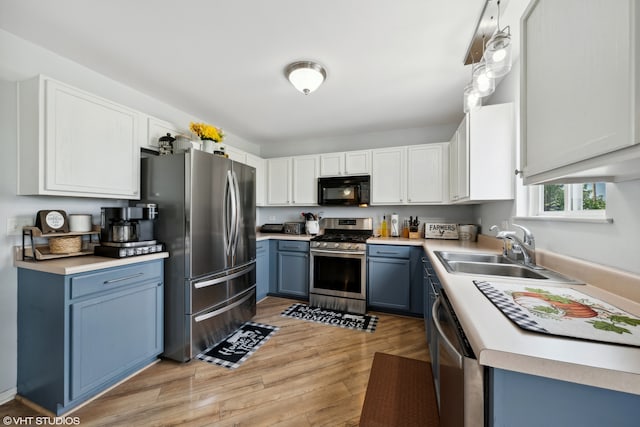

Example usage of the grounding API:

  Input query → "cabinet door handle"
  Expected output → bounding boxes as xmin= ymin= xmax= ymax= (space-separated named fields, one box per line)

xmin=103 ymin=272 xmax=144 ymax=284
xmin=376 ymin=251 xmax=400 ymax=255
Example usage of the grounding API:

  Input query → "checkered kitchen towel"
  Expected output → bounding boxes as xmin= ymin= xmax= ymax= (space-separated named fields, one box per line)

xmin=474 ymin=280 xmax=548 ymax=333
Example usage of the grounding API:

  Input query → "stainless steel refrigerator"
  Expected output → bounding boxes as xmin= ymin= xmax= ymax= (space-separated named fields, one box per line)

xmin=140 ymin=149 xmax=256 ymax=362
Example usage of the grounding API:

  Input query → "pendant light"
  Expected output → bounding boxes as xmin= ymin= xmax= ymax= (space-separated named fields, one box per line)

xmin=463 ymin=82 xmax=482 ymax=113
xmin=484 ymin=1 xmax=512 ymax=78
xmin=472 ymin=59 xmax=495 ymax=97
xmin=285 ymin=61 xmax=327 ymax=95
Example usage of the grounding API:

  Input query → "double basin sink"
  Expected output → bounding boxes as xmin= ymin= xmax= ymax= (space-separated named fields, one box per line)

xmin=434 ymin=251 xmax=583 ymax=284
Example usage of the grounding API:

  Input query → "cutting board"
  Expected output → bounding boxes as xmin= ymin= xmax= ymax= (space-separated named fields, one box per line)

xmin=474 ymin=281 xmax=640 ymax=347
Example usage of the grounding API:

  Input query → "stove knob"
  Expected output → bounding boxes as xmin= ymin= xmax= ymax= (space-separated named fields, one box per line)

xmin=321 ymin=242 xmax=327 ymax=248
xmin=347 ymin=244 xmax=353 ymax=250
xmin=333 ymin=243 xmax=340 ymax=249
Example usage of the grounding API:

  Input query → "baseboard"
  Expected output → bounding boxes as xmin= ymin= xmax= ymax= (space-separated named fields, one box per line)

xmin=0 ymin=387 xmax=17 ymax=405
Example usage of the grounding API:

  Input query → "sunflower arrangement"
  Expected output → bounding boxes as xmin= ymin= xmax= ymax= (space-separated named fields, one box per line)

xmin=189 ymin=122 xmax=225 ymax=142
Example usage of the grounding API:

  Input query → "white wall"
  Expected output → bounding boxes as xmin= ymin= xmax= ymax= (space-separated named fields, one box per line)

xmin=0 ymin=29 xmax=264 ymax=401
xmin=260 ymin=124 xmax=458 ymax=158
xmin=477 ymin=58 xmax=640 ymax=275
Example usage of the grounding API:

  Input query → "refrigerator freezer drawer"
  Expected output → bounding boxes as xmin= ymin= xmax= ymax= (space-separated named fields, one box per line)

xmin=188 ymin=263 xmax=256 ymax=314
xmin=189 ymin=286 xmax=256 ymax=359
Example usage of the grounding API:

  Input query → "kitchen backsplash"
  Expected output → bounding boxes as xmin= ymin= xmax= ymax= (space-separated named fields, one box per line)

xmin=257 ymin=205 xmax=479 ymax=231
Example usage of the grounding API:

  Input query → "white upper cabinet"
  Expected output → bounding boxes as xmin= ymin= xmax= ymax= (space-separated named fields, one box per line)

xmin=450 ymin=103 xmax=514 ymax=203
xmin=448 ymin=127 xmax=460 ymax=202
xmin=372 ymin=144 xmax=449 ymax=205
xmin=145 ymin=116 xmax=185 ymax=151
xmin=18 ymin=75 xmax=142 ymax=199
xmin=292 ymin=155 xmax=319 ymax=205
xmin=521 ymin=0 xmax=640 ymax=184
xmin=245 ymin=153 xmax=266 ymax=207
xmin=407 ymin=144 xmax=448 ymax=204
xmin=371 ymin=148 xmax=406 ymax=205
xmin=344 ymin=150 xmax=371 ymax=175
xmin=266 ymin=155 xmax=319 ymax=206
xmin=319 ymin=152 xmax=343 ymax=176
xmin=319 ymin=150 xmax=371 ymax=176
xmin=225 ymin=145 xmax=247 ymax=163
xmin=266 ymin=157 xmax=291 ymax=205
xmin=449 ymin=116 xmax=469 ymax=201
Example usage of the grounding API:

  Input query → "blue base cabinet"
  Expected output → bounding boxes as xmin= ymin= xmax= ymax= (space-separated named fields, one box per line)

xmin=368 ymin=245 xmax=411 ymax=311
xmin=17 ymin=259 xmax=164 ymax=415
xmin=489 ymin=368 xmax=640 ymax=427
xmin=367 ymin=245 xmax=424 ymax=315
xmin=256 ymin=240 xmax=270 ymax=301
xmin=274 ymin=240 xmax=309 ymax=299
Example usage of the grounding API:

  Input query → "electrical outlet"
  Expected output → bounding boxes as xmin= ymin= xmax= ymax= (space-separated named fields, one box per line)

xmin=7 ymin=215 xmax=34 ymax=235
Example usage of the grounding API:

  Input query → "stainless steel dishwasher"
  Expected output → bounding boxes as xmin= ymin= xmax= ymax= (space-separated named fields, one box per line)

xmin=432 ymin=290 xmax=484 ymax=427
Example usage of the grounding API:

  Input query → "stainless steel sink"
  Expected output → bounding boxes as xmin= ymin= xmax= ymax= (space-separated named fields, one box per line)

xmin=445 ymin=261 xmax=549 ymax=279
xmin=434 ymin=251 xmax=513 ymax=264
xmin=434 ymin=251 xmax=583 ymax=284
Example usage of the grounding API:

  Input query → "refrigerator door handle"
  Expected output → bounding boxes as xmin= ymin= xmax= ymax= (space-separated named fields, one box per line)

xmin=231 ymin=169 xmax=241 ymax=264
xmin=223 ymin=170 xmax=233 ymax=258
xmin=228 ymin=169 xmax=238 ymax=263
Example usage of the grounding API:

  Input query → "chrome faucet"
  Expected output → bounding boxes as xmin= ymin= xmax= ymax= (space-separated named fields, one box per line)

xmin=490 ymin=223 xmax=537 ymax=267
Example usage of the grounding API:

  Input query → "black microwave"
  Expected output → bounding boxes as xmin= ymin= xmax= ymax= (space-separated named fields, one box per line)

xmin=317 ymin=176 xmax=370 ymax=206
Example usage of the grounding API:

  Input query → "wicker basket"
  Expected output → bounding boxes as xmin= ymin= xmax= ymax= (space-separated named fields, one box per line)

xmin=49 ymin=236 xmax=82 ymax=254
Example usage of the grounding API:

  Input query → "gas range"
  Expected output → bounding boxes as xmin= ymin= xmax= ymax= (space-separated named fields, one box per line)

xmin=310 ymin=217 xmax=373 ymax=252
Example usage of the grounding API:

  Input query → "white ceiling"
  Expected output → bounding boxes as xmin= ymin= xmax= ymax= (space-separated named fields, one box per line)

xmin=0 ymin=0 xmax=524 ymax=145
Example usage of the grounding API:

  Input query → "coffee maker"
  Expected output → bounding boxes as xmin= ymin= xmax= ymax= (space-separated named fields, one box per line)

xmin=94 ymin=205 xmax=164 ymax=258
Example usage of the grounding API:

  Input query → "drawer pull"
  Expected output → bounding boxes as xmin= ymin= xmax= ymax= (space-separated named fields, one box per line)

xmin=194 ymin=289 xmax=255 ymax=323
xmin=194 ymin=266 xmax=254 ymax=289
xmin=103 ymin=272 xmax=144 ymax=285
xmin=377 ymin=251 xmax=401 ymax=255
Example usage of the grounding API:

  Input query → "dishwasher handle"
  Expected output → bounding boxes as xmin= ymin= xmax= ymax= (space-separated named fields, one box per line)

xmin=432 ymin=296 xmax=463 ymax=369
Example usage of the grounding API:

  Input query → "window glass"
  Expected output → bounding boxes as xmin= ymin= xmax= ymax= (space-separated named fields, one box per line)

xmin=543 ymin=184 xmax=565 ymax=212
xmin=581 ymin=183 xmax=607 ymax=210
xmin=540 ymin=183 xmax=606 ymax=214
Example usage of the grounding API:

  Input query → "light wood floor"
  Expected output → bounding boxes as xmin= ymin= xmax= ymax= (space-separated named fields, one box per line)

xmin=2 ymin=297 xmax=430 ymax=426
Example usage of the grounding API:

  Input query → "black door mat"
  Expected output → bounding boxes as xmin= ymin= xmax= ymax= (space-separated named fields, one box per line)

xmin=196 ymin=321 xmax=279 ymax=369
xmin=281 ymin=303 xmax=378 ymax=333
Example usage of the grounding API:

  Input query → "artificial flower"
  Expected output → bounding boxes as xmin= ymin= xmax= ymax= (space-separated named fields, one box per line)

xmin=189 ymin=122 xmax=225 ymax=142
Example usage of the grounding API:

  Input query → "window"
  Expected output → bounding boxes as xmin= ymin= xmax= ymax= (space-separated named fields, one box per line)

xmin=536 ymin=183 xmax=606 ymax=216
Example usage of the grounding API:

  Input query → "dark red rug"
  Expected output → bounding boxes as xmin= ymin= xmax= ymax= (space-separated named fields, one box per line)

xmin=360 ymin=352 xmax=440 ymax=427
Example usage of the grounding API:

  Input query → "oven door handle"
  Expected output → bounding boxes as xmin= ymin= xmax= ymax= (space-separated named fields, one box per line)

xmin=310 ymin=249 xmax=366 ymax=256
xmin=432 ymin=296 xmax=463 ymax=369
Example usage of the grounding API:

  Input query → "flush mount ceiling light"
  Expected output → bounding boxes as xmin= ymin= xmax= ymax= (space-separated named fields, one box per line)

xmin=285 ymin=61 xmax=327 ymax=95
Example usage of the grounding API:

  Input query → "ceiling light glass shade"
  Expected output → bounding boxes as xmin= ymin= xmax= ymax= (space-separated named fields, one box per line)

xmin=463 ymin=83 xmax=482 ymax=113
xmin=484 ymin=29 xmax=512 ymax=78
xmin=472 ymin=61 xmax=495 ymax=97
xmin=285 ymin=61 xmax=327 ymax=95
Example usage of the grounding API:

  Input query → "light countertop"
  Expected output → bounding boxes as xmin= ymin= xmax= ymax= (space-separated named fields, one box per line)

xmin=256 ymin=232 xmax=313 ymax=242
xmin=421 ymin=239 xmax=640 ymax=396
xmin=14 ymin=250 xmax=169 ymax=275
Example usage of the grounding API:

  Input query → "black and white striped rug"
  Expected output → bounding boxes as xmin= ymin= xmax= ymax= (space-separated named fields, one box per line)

xmin=196 ymin=321 xmax=279 ymax=369
xmin=281 ymin=303 xmax=378 ymax=333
